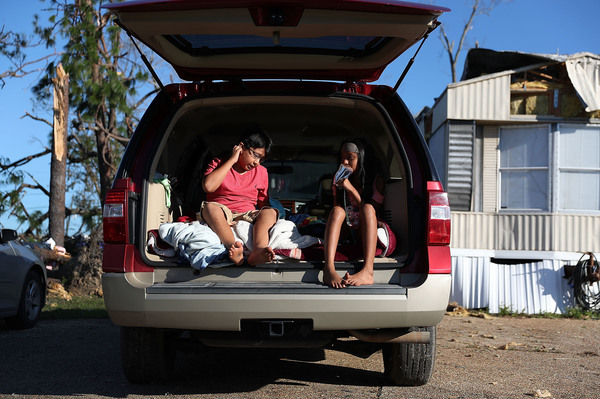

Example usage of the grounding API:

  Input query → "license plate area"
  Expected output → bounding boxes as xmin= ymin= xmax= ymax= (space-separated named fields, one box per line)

xmin=241 ymin=319 xmax=313 ymax=338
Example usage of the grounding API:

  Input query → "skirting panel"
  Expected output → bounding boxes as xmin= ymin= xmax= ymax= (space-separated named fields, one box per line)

xmin=451 ymin=256 xmax=576 ymax=314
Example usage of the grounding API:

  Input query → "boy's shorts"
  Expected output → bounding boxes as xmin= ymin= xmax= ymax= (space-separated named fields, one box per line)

xmin=197 ymin=201 xmax=276 ymax=225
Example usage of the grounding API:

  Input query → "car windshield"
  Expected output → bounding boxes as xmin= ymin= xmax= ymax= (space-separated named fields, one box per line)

xmin=265 ymin=160 xmax=334 ymax=202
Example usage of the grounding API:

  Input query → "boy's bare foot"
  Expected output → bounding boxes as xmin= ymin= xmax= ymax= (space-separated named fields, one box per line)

xmin=247 ymin=246 xmax=275 ymax=265
xmin=323 ymin=268 xmax=346 ymax=289
xmin=343 ymin=268 xmax=374 ymax=286
xmin=228 ymin=241 xmax=245 ymax=265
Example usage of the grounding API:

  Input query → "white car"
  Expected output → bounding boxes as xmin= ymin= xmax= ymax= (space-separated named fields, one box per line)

xmin=0 ymin=229 xmax=47 ymax=329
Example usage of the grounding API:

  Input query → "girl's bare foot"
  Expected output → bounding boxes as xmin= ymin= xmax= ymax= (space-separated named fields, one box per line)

xmin=247 ymin=246 xmax=275 ymax=265
xmin=344 ymin=269 xmax=374 ymax=286
xmin=323 ymin=268 xmax=346 ymax=289
xmin=228 ymin=241 xmax=245 ymax=265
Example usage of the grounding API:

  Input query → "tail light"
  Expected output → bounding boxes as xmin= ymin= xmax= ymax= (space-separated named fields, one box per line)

xmin=103 ymin=179 xmax=131 ymax=244
xmin=427 ymin=181 xmax=451 ymax=245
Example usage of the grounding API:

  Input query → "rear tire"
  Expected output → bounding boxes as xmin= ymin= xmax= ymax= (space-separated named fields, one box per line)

xmin=120 ymin=326 xmax=175 ymax=384
xmin=382 ymin=326 xmax=436 ymax=386
xmin=6 ymin=270 xmax=44 ymax=329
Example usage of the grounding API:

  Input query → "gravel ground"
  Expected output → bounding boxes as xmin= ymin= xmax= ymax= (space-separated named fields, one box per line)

xmin=0 ymin=314 xmax=598 ymax=399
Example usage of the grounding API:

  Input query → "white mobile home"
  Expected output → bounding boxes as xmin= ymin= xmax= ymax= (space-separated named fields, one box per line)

xmin=421 ymin=49 xmax=600 ymax=314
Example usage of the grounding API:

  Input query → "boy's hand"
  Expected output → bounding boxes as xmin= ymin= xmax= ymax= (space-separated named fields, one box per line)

xmin=230 ymin=143 xmax=243 ymax=163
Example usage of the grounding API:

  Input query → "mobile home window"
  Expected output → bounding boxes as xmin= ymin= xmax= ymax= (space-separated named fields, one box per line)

xmin=499 ymin=126 xmax=549 ymax=211
xmin=558 ymin=125 xmax=600 ymax=211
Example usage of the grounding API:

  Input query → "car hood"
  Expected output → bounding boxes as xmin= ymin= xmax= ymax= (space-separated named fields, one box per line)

xmin=104 ymin=0 xmax=449 ymax=82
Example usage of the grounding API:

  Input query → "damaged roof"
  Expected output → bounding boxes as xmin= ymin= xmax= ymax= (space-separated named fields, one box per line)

xmin=461 ymin=48 xmax=600 ymax=112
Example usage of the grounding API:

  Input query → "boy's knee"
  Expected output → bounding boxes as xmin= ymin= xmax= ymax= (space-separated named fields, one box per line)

xmin=260 ymin=207 xmax=278 ymax=220
xmin=203 ymin=202 xmax=218 ymax=215
xmin=203 ymin=202 xmax=225 ymax=220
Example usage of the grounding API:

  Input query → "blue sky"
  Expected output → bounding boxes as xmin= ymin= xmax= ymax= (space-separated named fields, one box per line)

xmin=1 ymin=0 xmax=600 ymax=233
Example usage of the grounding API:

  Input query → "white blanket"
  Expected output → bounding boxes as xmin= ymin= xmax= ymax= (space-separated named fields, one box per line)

xmin=159 ymin=221 xmax=227 ymax=270
xmin=233 ymin=219 xmax=321 ymax=254
xmin=158 ymin=219 xmax=321 ymax=269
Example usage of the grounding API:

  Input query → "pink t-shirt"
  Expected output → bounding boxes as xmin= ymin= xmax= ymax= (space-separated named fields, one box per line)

xmin=204 ymin=158 xmax=269 ymax=213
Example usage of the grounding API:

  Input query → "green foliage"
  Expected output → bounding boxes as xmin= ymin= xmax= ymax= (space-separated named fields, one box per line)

xmin=497 ymin=305 xmax=515 ymax=317
xmin=560 ymin=307 xmax=598 ymax=320
xmin=42 ymin=295 xmax=107 ymax=319
xmin=494 ymin=304 xmax=598 ymax=319
xmin=0 ymin=30 xmax=27 ymax=64
xmin=1 ymin=0 xmax=152 ymax=236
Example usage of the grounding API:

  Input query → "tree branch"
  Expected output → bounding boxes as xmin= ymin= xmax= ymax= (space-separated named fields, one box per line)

xmin=23 ymin=112 xmax=53 ymax=128
xmin=0 ymin=148 xmax=51 ymax=171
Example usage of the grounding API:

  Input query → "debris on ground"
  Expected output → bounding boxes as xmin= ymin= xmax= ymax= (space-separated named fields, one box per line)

xmin=42 ymin=225 xmax=104 ymax=298
xmin=46 ymin=278 xmax=72 ymax=301
xmin=29 ymin=238 xmax=72 ymax=271
xmin=532 ymin=389 xmax=553 ymax=398
xmin=61 ymin=225 xmax=104 ymax=297
xmin=446 ymin=302 xmax=494 ymax=319
xmin=497 ymin=342 xmax=526 ymax=350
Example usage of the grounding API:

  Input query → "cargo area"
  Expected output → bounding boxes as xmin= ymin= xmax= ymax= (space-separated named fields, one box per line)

xmin=138 ymin=94 xmax=413 ymax=283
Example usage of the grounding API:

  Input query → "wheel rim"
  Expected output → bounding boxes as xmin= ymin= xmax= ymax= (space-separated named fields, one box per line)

xmin=24 ymin=279 xmax=42 ymax=321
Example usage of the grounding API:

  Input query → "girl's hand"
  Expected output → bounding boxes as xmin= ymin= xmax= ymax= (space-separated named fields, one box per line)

xmin=337 ymin=177 xmax=353 ymax=191
xmin=337 ymin=176 xmax=361 ymax=205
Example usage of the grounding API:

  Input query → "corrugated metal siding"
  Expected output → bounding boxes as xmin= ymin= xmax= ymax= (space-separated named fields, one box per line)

xmin=427 ymin=123 xmax=448 ymax=188
xmin=451 ymin=212 xmax=600 ymax=253
xmin=451 ymin=256 xmax=575 ymax=314
xmin=450 ymin=256 xmax=490 ymax=309
xmin=451 ymin=212 xmax=496 ymax=250
xmin=447 ymin=74 xmax=511 ymax=121
xmin=482 ymin=126 xmax=498 ymax=213
xmin=447 ymin=122 xmax=474 ymax=211
xmin=553 ymin=214 xmax=600 ymax=252
xmin=431 ymin=91 xmax=448 ymax=133
xmin=487 ymin=260 xmax=573 ymax=314
xmin=498 ymin=214 xmax=554 ymax=251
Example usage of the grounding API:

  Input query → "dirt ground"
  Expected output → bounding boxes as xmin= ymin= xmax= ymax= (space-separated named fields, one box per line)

xmin=34 ymin=226 xmax=600 ymax=399
xmin=428 ymin=310 xmax=600 ymax=399
xmin=1 ymin=308 xmax=599 ymax=399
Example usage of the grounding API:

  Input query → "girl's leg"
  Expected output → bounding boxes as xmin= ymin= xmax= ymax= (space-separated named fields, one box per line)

xmin=201 ymin=202 xmax=244 ymax=265
xmin=247 ymin=208 xmax=278 ymax=265
xmin=323 ymin=206 xmax=347 ymax=288
xmin=345 ymin=203 xmax=377 ymax=286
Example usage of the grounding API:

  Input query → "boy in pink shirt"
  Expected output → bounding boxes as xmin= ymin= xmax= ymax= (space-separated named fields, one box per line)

xmin=200 ymin=128 xmax=277 ymax=265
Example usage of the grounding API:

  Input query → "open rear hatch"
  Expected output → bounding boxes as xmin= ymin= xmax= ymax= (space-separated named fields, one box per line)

xmin=104 ymin=0 xmax=448 ymax=82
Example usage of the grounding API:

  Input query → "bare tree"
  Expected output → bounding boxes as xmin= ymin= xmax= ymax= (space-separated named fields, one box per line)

xmin=49 ymin=64 xmax=69 ymax=246
xmin=439 ymin=0 xmax=503 ymax=82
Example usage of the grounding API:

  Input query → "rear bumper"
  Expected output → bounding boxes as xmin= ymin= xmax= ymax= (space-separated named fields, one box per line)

xmin=102 ymin=273 xmax=451 ymax=331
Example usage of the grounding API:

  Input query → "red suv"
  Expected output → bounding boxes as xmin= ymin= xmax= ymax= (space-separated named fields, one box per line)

xmin=102 ymin=0 xmax=451 ymax=386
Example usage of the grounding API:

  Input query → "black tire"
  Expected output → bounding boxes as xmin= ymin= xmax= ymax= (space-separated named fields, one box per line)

xmin=574 ymin=255 xmax=600 ymax=311
xmin=6 ymin=270 xmax=44 ymax=329
xmin=120 ymin=326 xmax=176 ymax=384
xmin=382 ymin=326 xmax=436 ymax=386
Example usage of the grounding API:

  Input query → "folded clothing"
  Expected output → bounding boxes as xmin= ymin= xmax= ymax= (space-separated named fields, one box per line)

xmin=147 ymin=229 xmax=177 ymax=257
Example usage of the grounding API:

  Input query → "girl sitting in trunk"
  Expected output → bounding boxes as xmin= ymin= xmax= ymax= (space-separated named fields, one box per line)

xmin=323 ymin=138 xmax=385 ymax=288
